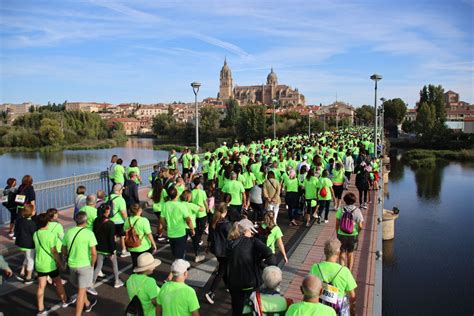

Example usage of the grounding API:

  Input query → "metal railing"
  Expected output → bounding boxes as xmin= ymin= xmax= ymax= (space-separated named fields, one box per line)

xmin=373 ymin=161 xmax=384 ymax=315
xmin=0 ymin=162 xmax=158 ymax=224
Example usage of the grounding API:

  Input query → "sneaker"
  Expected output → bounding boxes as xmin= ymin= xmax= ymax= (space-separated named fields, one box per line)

xmin=8 ymin=232 xmax=14 ymax=237
xmin=324 ymin=220 xmax=329 ymax=224
xmin=11 ymin=236 xmax=16 ymax=240
xmin=47 ymin=276 xmax=53 ymax=284
xmin=24 ymin=278 xmax=34 ymax=285
xmin=199 ymin=240 xmax=204 ymax=246
xmin=15 ymin=274 xmax=25 ymax=282
xmin=37 ymin=309 xmax=49 ymax=315
xmin=157 ymin=236 xmax=166 ymax=242
xmin=62 ymin=295 xmax=77 ymax=308
xmin=317 ymin=218 xmax=321 ymax=224
xmin=114 ymin=280 xmax=124 ymax=288
xmin=97 ymin=270 xmax=105 ymax=278
xmin=120 ymin=251 xmax=131 ymax=258
xmin=205 ymin=291 xmax=215 ymax=304
xmin=84 ymin=298 xmax=97 ymax=313
xmin=312 ymin=213 xmax=319 ymax=219
xmin=195 ymin=255 xmax=205 ymax=263
xmin=87 ymin=287 xmax=98 ymax=296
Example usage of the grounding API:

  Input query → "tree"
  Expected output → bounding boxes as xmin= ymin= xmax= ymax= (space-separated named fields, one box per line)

xmin=237 ymin=105 xmax=266 ymax=142
xmin=401 ymin=120 xmax=416 ymax=133
xmin=223 ymin=98 xmax=240 ymax=135
xmin=39 ymin=118 xmax=64 ymax=145
xmin=419 ymin=85 xmax=445 ymax=124
xmin=200 ymin=106 xmax=220 ymax=141
xmin=383 ymin=98 xmax=407 ymax=125
xmin=152 ymin=114 xmax=173 ymax=136
xmin=355 ymin=105 xmax=375 ymax=125
xmin=416 ymin=102 xmax=436 ymax=137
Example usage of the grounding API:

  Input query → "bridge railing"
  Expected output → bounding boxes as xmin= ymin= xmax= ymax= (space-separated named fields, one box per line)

xmin=373 ymin=162 xmax=384 ymax=315
xmin=0 ymin=162 xmax=159 ymax=224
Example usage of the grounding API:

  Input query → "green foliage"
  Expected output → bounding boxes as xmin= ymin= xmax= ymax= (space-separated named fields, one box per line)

xmin=419 ymin=84 xmax=445 ymax=124
xmin=401 ymin=120 xmax=416 ymax=133
xmin=416 ymin=102 xmax=436 ymax=135
xmin=223 ymin=98 xmax=240 ymax=135
xmin=237 ymin=105 xmax=266 ymax=142
xmin=355 ymin=105 xmax=375 ymax=125
xmin=1 ymin=110 xmax=123 ymax=151
xmin=200 ymin=106 xmax=220 ymax=137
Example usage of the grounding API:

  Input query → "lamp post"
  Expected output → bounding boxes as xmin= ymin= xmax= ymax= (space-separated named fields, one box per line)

xmin=380 ymin=97 xmax=386 ymax=155
xmin=272 ymin=99 xmax=277 ymax=139
xmin=370 ymin=74 xmax=382 ymax=157
xmin=308 ymin=110 xmax=312 ymax=138
xmin=191 ymin=81 xmax=201 ymax=153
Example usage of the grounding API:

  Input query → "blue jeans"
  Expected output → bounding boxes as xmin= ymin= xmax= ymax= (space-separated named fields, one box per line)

xmin=318 ymin=200 xmax=331 ymax=220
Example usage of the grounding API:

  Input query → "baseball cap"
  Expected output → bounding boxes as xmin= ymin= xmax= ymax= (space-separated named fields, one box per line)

xmin=170 ymin=259 xmax=190 ymax=276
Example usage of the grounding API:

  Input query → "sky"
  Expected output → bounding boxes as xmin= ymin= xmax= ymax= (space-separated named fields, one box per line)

xmin=0 ymin=0 xmax=473 ymax=108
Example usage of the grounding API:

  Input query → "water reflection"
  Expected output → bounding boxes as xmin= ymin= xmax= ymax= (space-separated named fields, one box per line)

xmin=382 ymin=239 xmax=396 ymax=266
xmin=387 ymin=149 xmax=404 ymax=183
xmin=413 ymin=160 xmax=447 ymax=200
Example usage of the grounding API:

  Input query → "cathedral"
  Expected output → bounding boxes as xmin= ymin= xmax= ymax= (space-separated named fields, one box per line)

xmin=218 ymin=59 xmax=305 ymax=106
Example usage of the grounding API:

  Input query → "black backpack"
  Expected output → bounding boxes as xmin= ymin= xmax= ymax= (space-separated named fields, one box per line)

xmin=125 ymin=295 xmax=144 ymax=316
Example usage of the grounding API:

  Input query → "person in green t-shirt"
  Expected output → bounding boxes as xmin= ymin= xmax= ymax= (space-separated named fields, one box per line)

xmin=62 ymin=211 xmax=98 ymax=315
xmin=309 ymin=239 xmax=357 ymax=315
xmin=261 ymin=211 xmax=288 ymax=263
xmin=109 ymin=184 xmax=129 ymax=258
xmin=285 ymin=275 xmax=336 ymax=316
xmin=161 ymin=187 xmax=195 ymax=259
xmin=124 ymin=204 xmax=157 ymax=269
xmin=157 ymin=259 xmax=200 ymax=316
xmin=46 ymin=208 xmax=65 ymax=254
xmin=113 ymin=158 xmax=125 ymax=185
xmin=127 ymin=253 xmax=162 ymax=316
xmin=168 ymin=149 xmax=178 ymax=171
xmin=34 ymin=213 xmax=75 ymax=315
xmin=181 ymin=190 xmax=206 ymax=263
xmin=335 ymin=193 xmax=364 ymax=272
xmin=331 ymin=162 xmax=345 ymax=210
xmin=222 ymin=172 xmax=246 ymax=222
xmin=303 ymin=169 xmax=318 ymax=227
xmin=283 ymin=169 xmax=300 ymax=226
xmin=148 ymin=179 xmax=167 ymax=242
xmin=317 ymin=170 xmax=335 ymax=224
xmin=127 ymin=159 xmax=142 ymax=185
xmin=80 ymin=195 xmax=98 ymax=231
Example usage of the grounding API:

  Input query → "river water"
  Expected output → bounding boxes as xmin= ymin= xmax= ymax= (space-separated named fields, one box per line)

xmin=1 ymin=142 xmax=473 ymax=313
xmin=0 ymin=138 xmax=170 ymax=182
xmin=382 ymin=150 xmax=474 ymax=315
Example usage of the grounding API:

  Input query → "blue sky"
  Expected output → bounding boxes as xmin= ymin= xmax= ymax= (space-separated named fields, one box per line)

xmin=1 ymin=0 xmax=473 ymax=107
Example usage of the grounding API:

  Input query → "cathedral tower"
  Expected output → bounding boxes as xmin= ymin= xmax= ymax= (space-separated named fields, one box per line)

xmin=219 ymin=58 xmax=234 ymax=100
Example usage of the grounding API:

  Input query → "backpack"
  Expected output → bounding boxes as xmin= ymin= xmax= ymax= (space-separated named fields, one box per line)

xmin=320 ymin=186 xmax=328 ymax=198
xmin=340 ymin=207 xmax=355 ymax=234
xmin=124 ymin=218 xmax=142 ymax=248
xmin=125 ymin=295 xmax=144 ymax=316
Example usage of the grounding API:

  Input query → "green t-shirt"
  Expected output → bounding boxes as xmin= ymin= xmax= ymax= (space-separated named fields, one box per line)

xmin=148 ymin=189 xmax=167 ymax=213
xmin=109 ymin=194 xmax=127 ymax=224
xmin=222 ymin=180 xmax=245 ymax=206
xmin=113 ymin=164 xmax=125 ymax=184
xmin=80 ymin=205 xmax=97 ymax=230
xmin=124 ymin=216 xmax=152 ymax=252
xmin=169 ymin=155 xmax=178 ymax=170
xmin=285 ymin=301 xmax=336 ymax=316
xmin=318 ymin=177 xmax=333 ymax=200
xmin=304 ymin=176 xmax=318 ymax=200
xmin=202 ymin=159 xmax=210 ymax=173
xmin=332 ymin=168 xmax=345 ymax=184
xmin=157 ymin=281 xmax=200 ymax=316
xmin=127 ymin=274 xmax=160 ymax=316
xmin=283 ymin=177 xmax=299 ymax=193
xmin=62 ymin=226 xmax=97 ymax=269
xmin=33 ymin=230 xmax=57 ymax=273
xmin=127 ymin=166 xmax=141 ymax=184
xmin=47 ymin=221 xmax=64 ymax=253
xmin=309 ymin=261 xmax=357 ymax=298
xmin=191 ymin=188 xmax=207 ymax=219
xmin=161 ymin=201 xmax=190 ymax=238
xmin=241 ymin=171 xmax=256 ymax=190
xmin=266 ymin=225 xmax=283 ymax=254
xmin=182 ymin=153 xmax=192 ymax=168
xmin=184 ymin=202 xmax=200 ymax=228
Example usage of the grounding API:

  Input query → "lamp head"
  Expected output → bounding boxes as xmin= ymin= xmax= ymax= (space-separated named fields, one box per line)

xmin=370 ymin=74 xmax=382 ymax=81
xmin=191 ymin=81 xmax=201 ymax=95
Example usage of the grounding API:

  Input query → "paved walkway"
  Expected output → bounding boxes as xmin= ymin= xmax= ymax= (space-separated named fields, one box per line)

xmin=280 ymin=184 xmax=378 ymax=316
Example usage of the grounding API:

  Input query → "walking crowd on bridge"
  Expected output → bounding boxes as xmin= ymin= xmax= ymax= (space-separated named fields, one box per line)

xmin=1 ymin=127 xmax=381 ymax=316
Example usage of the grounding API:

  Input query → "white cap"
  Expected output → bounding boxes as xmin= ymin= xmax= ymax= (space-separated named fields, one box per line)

xmin=171 ymin=259 xmax=190 ymax=276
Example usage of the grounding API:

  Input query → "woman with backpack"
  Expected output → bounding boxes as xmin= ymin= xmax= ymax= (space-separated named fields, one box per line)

xmin=123 ymin=204 xmax=157 ymax=269
xmin=332 ymin=162 xmax=345 ymax=210
xmin=355 ymin=162 xmax=370 ymax=209
xmin=317 ymin=170 xmax=336 ymax=224
xmin=336 ymin=193 xmax=364 ymax=271
xmin=303 ymin=168 xmax=318 ymax=227
xmin=3 ymin=178 xmax=18 ymax=239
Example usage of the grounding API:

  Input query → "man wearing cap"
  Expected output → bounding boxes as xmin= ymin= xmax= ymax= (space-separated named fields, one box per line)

xmin=126 ymin=253 xmax=162 ymax=316
xmin=157 ymin=259 xmax=200 ymax=316
xmin=221 ymin=171 xmax=246 ymax=222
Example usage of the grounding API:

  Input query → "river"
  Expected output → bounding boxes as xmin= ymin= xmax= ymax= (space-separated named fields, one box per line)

xmin=0 ymin=138 xmax=171 ymax=182
xmin=382 ymin=149 xmax=474 ymax=315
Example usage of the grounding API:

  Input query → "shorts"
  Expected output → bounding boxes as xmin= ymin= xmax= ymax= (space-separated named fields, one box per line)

xmin=114 ymin=223 xmax=125 ymax=237
xmin=338 ymin=234 xmax=357 ymax=253
xmin=37 ymin=269 xmax=60 ymax=279
xmin=333 ymin=184 xmax=344 ymax=199
xmin=245 ymin=188 xmax=251 ymax=192
xmin=70 ymin=266 xmax=94 ymax=289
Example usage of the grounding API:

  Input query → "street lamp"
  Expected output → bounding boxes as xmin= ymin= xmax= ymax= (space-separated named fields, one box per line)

xmin=191 ymin=81 xmax=201 ymax=153
xmin=272 ymin=99 xmax=277 ymax=139
xmin=370 ymin=74 xmax=382 ymax=157
xmin=308 ymin=110 xmax=312 ymax=138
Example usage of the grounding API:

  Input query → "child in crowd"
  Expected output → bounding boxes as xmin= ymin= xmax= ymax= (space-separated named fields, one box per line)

xmin=14 ymin=204 xmax=37 ymax=284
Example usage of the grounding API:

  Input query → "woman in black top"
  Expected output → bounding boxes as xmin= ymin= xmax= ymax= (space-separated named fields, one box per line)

xmin=14 ymin=204 xmax=37 ymax=284
xmin=16 ymin=175 xmax=36 ymax=214
xmin=226 ymin=218 xmax=276 ymax=316
xmin=91 ymin=204 xmax=122 ymax=292
xmin=2 ymin=178 xmax=17 ymax=239
xmin=205 ymin=203 xmax=231 ymax=305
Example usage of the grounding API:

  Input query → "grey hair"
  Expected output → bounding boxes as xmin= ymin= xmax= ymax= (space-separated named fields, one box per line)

xmin=75 ymin=211 xmax=88 ymax=225
xmin=302 ymin=275 xmax=323 ymax=299
xmin=113 ymin=183 xmax=123 ymax=194
xmin=262 ymin=266 xmax=282 ymax=290
xmin=324 ymin=238 xmax=341 ymax=258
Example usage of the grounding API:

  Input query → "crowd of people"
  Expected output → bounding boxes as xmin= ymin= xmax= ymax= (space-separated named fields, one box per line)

xmin=0 ymin=127 xmax=382 ymax=315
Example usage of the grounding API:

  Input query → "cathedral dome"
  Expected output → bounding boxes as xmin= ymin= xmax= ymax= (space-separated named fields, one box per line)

xmin=267 ymin=68 xmax=278 ymax=85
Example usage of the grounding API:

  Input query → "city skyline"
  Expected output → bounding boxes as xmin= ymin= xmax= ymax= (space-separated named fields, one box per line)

xmin=1 ymin=0 xmax=473 ymax=107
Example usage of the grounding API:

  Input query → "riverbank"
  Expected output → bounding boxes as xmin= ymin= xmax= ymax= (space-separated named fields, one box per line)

xmin=0 ymin=137 xmax=127 ymax=155
xmin=401 ymin=148 xmax=474 ymax=168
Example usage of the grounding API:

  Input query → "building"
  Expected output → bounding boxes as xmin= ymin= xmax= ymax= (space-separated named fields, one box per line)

xmin=65 ymin=102 xmax=110 ymax=112
xmin=108 ymin=118 xmax=140 ymax=135
xmin=218 ymin=59 xmax=305 ymax=106
xmin=463 ymin=117 xmax=474 ymax=134
xmin=444 ymin=90 xmax=472 ymax=110
xmin=315 ymin=102 xmax=355 ymax=124
xmin=134 ymin=104 xmax=167 ymax=120
xmin=0 ymin=102 xmax=32 ymax=115
xmin=405 ymin=109 xmax=417 ymax=122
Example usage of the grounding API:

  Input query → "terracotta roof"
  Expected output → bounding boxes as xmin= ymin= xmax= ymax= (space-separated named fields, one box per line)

xmin=464 ymin=117 xmax=474 ymax=122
